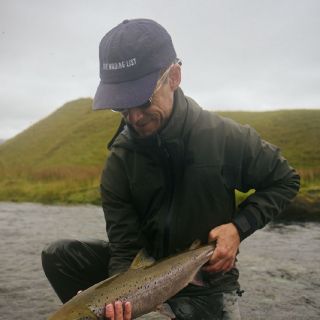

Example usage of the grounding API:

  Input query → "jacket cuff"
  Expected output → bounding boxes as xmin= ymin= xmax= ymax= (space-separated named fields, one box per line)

xmin=232 ymin=214 xmax=255 ymax=242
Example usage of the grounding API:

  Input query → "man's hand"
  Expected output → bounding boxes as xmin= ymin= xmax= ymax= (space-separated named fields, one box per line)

xmin=105 ymin=301 xmax=132 ymax=320
xmin=203 ymin=223 xmax=240 ymax=273
xmin=77 ymin=291 xmax=132 ymax=319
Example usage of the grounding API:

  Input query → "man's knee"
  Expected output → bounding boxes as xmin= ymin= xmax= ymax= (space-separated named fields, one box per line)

xmin=169 ymin=294 xmax=224 ymax=320
xmin=41 ymin=239 xmax=77 ymax=274
xmin=41 ymin=239 xmax=110 ymax=275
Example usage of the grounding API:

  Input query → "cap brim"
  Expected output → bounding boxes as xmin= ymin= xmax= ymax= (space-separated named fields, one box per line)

xmin=93 ymin=70 xmax=160 ymax=110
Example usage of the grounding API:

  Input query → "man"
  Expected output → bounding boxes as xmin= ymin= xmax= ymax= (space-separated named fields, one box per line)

xmin=42 ymin=19 xmax=300 ymax=319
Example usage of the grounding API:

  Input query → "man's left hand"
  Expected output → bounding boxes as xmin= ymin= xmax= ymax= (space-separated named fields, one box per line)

xmin=203 ymin=223 xmax=240 ymax=273
xmin=105 ymin=301 xmax=132 ymax=320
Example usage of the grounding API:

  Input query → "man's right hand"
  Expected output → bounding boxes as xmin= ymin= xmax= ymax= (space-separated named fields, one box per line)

xmin=105 ymin=301 xmax=132 ymax=320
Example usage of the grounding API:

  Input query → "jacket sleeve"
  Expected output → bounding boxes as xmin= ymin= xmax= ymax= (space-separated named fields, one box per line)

xmin=231 ymin=125 xmax=300 ymax=241
xmin=100 ymin=150 xmax=141 ymax=276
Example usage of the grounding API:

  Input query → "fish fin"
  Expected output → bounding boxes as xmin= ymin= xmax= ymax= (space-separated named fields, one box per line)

xmin=208 ymin=239 xmax=217 ymax=249
xmin=157 ymin=303 xmax=176 ymax=319
xmin=75 ymin=309 xmax=97 ymax=320
xmin=130 ymin=248 xmax=155 ymax=269
xmin=189 ymin=239 xmax=202 ymax=250
xmin=190 ymin=270 xmax=208 ymax=287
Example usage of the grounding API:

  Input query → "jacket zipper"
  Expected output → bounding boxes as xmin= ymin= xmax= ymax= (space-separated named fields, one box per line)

xmin=158 ymin=135 xmax=175 ymax=257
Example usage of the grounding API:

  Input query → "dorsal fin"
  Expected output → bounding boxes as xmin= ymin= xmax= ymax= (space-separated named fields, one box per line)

xmin=130 ymin=249 xmax=156 ymax=269
xmin=189 ymin=239 xmax=202 ymax=250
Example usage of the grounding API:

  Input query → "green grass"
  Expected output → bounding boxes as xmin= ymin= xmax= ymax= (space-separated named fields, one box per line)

xmin=0 ymin=99 xmax=319 ymax=205
xmin=0 ymin=98 xmax=122 ymax=203
xmin=218 ymin=110 xmax=320 ymax=205
xmin=218 ymin=109 xmax=320 ymax=169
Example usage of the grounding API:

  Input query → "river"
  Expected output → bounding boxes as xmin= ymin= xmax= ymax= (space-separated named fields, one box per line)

xmin=0 ymin=202 xmax=319 ymax=319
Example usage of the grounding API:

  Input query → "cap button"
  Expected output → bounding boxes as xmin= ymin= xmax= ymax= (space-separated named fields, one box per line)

xmin=122 ymin=19 xmax=130 ymax=24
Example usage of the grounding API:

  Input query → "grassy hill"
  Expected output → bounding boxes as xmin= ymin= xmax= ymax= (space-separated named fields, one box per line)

xmin=218 ymin=110 xmax=320 ymax=169
xmin=0 ymin=98 xmax=319 ymax=214
xmin=0 ymin=98 xmax=121 ymax=203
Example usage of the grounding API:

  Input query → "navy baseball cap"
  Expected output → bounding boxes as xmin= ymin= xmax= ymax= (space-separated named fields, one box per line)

xmin=93 ymin=19 xmax=177 ymax=110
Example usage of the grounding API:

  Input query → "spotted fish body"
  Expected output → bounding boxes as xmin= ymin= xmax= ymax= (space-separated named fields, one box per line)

xmin=48 ymin=243 xmax=215 ymax=320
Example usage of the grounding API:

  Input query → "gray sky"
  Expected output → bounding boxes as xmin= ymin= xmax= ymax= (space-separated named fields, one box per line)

xmin=1 ymin=0 xmax=320 ymax=140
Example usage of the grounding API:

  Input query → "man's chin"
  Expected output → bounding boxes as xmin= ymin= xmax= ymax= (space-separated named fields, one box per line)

xmin=134 ymin=124 xmax=159 ymax=137
xmin=136 ymin=129 xmax=154 ymax=138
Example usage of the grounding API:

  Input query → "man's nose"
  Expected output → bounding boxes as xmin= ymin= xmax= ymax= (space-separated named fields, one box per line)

xmin=126 ymin=107 xmax=144 ymax=123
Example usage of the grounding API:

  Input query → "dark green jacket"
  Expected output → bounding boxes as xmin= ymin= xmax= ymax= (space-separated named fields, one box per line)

xmin=101 ymin=88 xmax=300 ymax=290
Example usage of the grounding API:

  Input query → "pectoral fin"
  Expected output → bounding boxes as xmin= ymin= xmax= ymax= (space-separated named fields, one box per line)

xmin=190 ymin=270 xmax=208 ymax=287
xmin=156 ymin=303 xmax=176 ymax=319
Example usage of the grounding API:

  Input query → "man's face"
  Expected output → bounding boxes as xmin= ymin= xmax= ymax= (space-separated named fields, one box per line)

xmin=124 ymin=81 xmax=174 ymax=137
xmin=114 ymin=62 xmax=181 ymax=137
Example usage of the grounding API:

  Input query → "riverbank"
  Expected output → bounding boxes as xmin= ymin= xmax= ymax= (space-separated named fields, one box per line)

xmin=0 ymin=202 xmax=319 ymax=319
xmin=0 ymin=185 xmax=319 ymax=222
xmin=0 ymin=104 xmax=319 ymax=222
xmin=276 ymin=194 xmax=320 ymax=222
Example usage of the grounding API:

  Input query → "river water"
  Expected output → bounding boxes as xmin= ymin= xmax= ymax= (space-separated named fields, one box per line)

xmin=0 ymin=202 xmax=319 ymax=320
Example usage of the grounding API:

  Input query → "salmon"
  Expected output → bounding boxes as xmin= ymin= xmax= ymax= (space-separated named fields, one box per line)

xmin=48 ymin=241 xmax=215 ymax=319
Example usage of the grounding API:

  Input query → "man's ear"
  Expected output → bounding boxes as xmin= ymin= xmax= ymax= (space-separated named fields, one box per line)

xmin=169 ymin=64 xmax=181 ymax=91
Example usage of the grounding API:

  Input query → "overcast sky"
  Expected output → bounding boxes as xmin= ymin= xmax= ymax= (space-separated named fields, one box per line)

xmin=1 ymin=0 xmax=319 ymax=140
